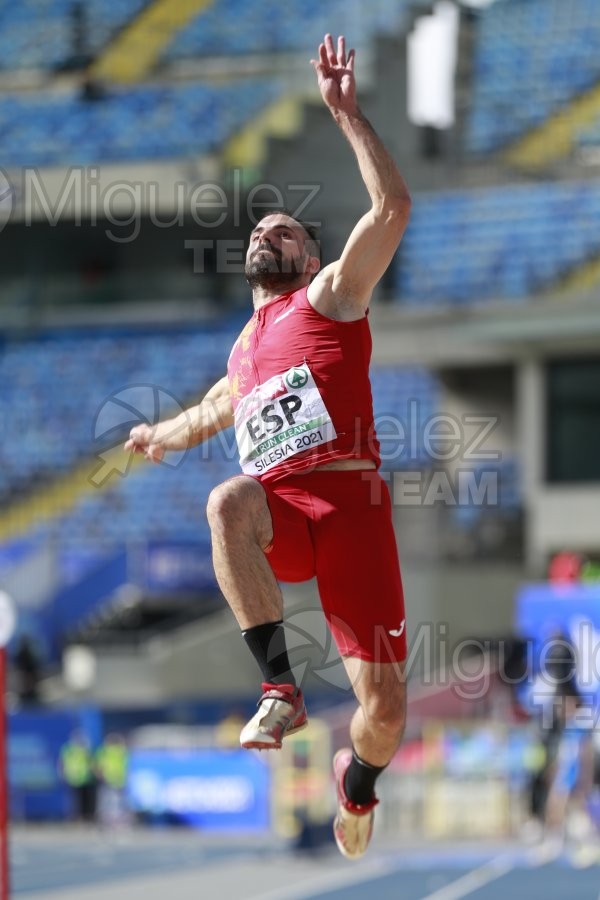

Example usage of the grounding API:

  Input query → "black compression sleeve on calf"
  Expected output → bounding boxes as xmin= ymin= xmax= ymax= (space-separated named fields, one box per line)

xmin=344 ymin=748 xmax=386 ymax=805
xmin=242 ymin=620 xmax=296 ymax=687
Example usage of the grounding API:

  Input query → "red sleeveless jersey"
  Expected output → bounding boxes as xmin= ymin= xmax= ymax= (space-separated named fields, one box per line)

xmin=227 ymin=286 xmax=380 ymax=482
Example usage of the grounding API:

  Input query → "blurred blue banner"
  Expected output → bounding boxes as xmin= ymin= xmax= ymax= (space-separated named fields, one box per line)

xmin=127 ymin=748 xmax=270 ymax=831
xmin=142 ymin=540 xmax=216 ymax=593
xmin=516 ymin=582 xmax=600 ymax=700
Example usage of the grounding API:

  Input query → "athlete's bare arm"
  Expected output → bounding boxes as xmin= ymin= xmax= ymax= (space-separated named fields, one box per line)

xmin=124 ymin=374 xmax=233 ymax=462
xmin=308 ymin=34 xmax=411 ymax=319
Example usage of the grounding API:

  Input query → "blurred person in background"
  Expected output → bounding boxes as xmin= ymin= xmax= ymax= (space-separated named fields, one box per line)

xmin=544 ymin=683 xmax=595 ymax=848
xmin=12 ymin=635 xmax=41 ymax=705
xmin=516 ymin=632 xmax=580 ymax=836
xmin=127 ymin=33 xmax=411 ymax=860
xmin=59 ymin=730 xmax=98 ymax=823
xmin=95 ymin=732 xmax=130 ymax=828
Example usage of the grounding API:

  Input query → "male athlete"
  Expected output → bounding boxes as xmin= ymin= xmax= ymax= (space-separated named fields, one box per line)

xmin=126 ymin=34 xmax=411 ymax=859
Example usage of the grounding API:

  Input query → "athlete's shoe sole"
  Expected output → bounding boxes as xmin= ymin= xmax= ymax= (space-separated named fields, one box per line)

xmin=333 ymin=748 xmax=378 ymax=860
xmin=241 ymin=719 xmax=308 ymax=750
xmin=240 ymin=683 xmax=308 ymax=750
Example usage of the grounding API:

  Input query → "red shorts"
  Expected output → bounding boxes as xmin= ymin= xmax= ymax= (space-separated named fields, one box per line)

xmin=259 ymin=469 xmax=407 ymax=663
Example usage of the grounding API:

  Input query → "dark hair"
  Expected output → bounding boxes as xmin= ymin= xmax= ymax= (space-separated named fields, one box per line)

xmin=255 ymin=208 xmax=321 ymax=264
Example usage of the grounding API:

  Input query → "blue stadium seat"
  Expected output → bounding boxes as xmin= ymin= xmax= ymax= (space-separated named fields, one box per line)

xmin=449 ymin=456 xmax=521 ymax=541
xmin=163 ymin=0 xmax=419 ymax=60
xmin=0 ymin=0 xmax=430 ymax=71
xmin=0 ymin=80 xmax=285 ymax=165
xmin=0 ymin=322 xmax=242 ymax=501
xmin=371 ymin=366 xmax=439 ymax=469
xmin=0 ymin=0 xmax=148 ymax=71
xmin=466 ymin=0 xmax=600 ymax=154
xmin=394 ymin=179 xmax=600 ymax=305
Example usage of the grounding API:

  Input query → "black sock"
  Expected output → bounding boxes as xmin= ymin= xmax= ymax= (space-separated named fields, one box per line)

xmin=242 ymin=620 xmax=296 ymax=687
xmin=344 ymin=748 xmax=386 ymax=805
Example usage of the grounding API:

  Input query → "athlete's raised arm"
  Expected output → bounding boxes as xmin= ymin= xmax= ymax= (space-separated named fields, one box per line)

xmin=124 ymin=374 xmax=233 ymax=463
xmin=308 ymin=34 xmax=411 ymax=317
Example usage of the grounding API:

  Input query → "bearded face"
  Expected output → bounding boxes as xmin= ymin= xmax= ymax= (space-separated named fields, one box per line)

xmin=245 ymin=215 xmax=315 ymax=292
xmin=244 ymin=240 xmax=307 ymax=291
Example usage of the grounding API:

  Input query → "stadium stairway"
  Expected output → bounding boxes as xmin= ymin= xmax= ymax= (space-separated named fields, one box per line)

xmin=504 ymin=80 xmax=600 ymax=171
xmin=551 ymin=250 xmax=600 ymax=297
xmin=223 ymin=9 xmax=440 ymax=182
xmin=90 ymin=0 xmax=215 ymax=84
xmin=222 ymin=94 xmax=307 ymax=172
xmin=0 ymin=449 xmax=143 ymax=544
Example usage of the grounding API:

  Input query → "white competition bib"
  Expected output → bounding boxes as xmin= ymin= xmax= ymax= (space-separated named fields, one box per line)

xmin=235 ymin=363 xmax=337 ymax=476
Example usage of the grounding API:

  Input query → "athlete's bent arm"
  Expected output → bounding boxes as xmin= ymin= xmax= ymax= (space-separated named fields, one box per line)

xmin=124 ymin=374 xmax=233 ymax=462
xmin=309 ymin=34 xmax=411 ymax=314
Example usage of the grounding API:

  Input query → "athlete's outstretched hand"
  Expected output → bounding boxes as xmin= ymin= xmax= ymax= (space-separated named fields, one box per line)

xmin=124 ymin=425 xmax=165 ymax=464
xmin=311 ymin=34 xmax=357 ymax=117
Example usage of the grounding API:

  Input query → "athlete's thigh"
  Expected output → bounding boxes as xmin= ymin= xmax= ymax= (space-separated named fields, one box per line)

xmin=207 ymin=475 xmax=273 ymax=545
xmin=313 ymin=472 xmax=406 ymax=663
xmin=260 ymin=480 xmax=316 ymax=583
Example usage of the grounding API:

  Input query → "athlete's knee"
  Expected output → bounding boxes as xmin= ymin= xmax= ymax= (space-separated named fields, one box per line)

xmin=362 ymin=682 xmax=406 ymax=740
xmin=207 ymin=477 xmax=270 ymax=541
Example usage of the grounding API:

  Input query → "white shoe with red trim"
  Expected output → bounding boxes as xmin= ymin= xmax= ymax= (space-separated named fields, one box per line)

xmin=240 ymin=682 xmax=307 ymax=750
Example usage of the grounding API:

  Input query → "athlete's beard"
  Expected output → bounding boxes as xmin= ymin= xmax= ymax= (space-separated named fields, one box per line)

xmin=244 ymin=247 xmax=306 ymax=291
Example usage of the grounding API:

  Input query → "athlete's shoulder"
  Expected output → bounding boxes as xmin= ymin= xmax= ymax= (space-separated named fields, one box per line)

xmin=307 ymin=263 xmax=367 ymax=322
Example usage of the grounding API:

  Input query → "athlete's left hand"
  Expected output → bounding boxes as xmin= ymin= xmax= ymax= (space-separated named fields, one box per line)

xmin=311 ymin=34 xmax=357 ymax=116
